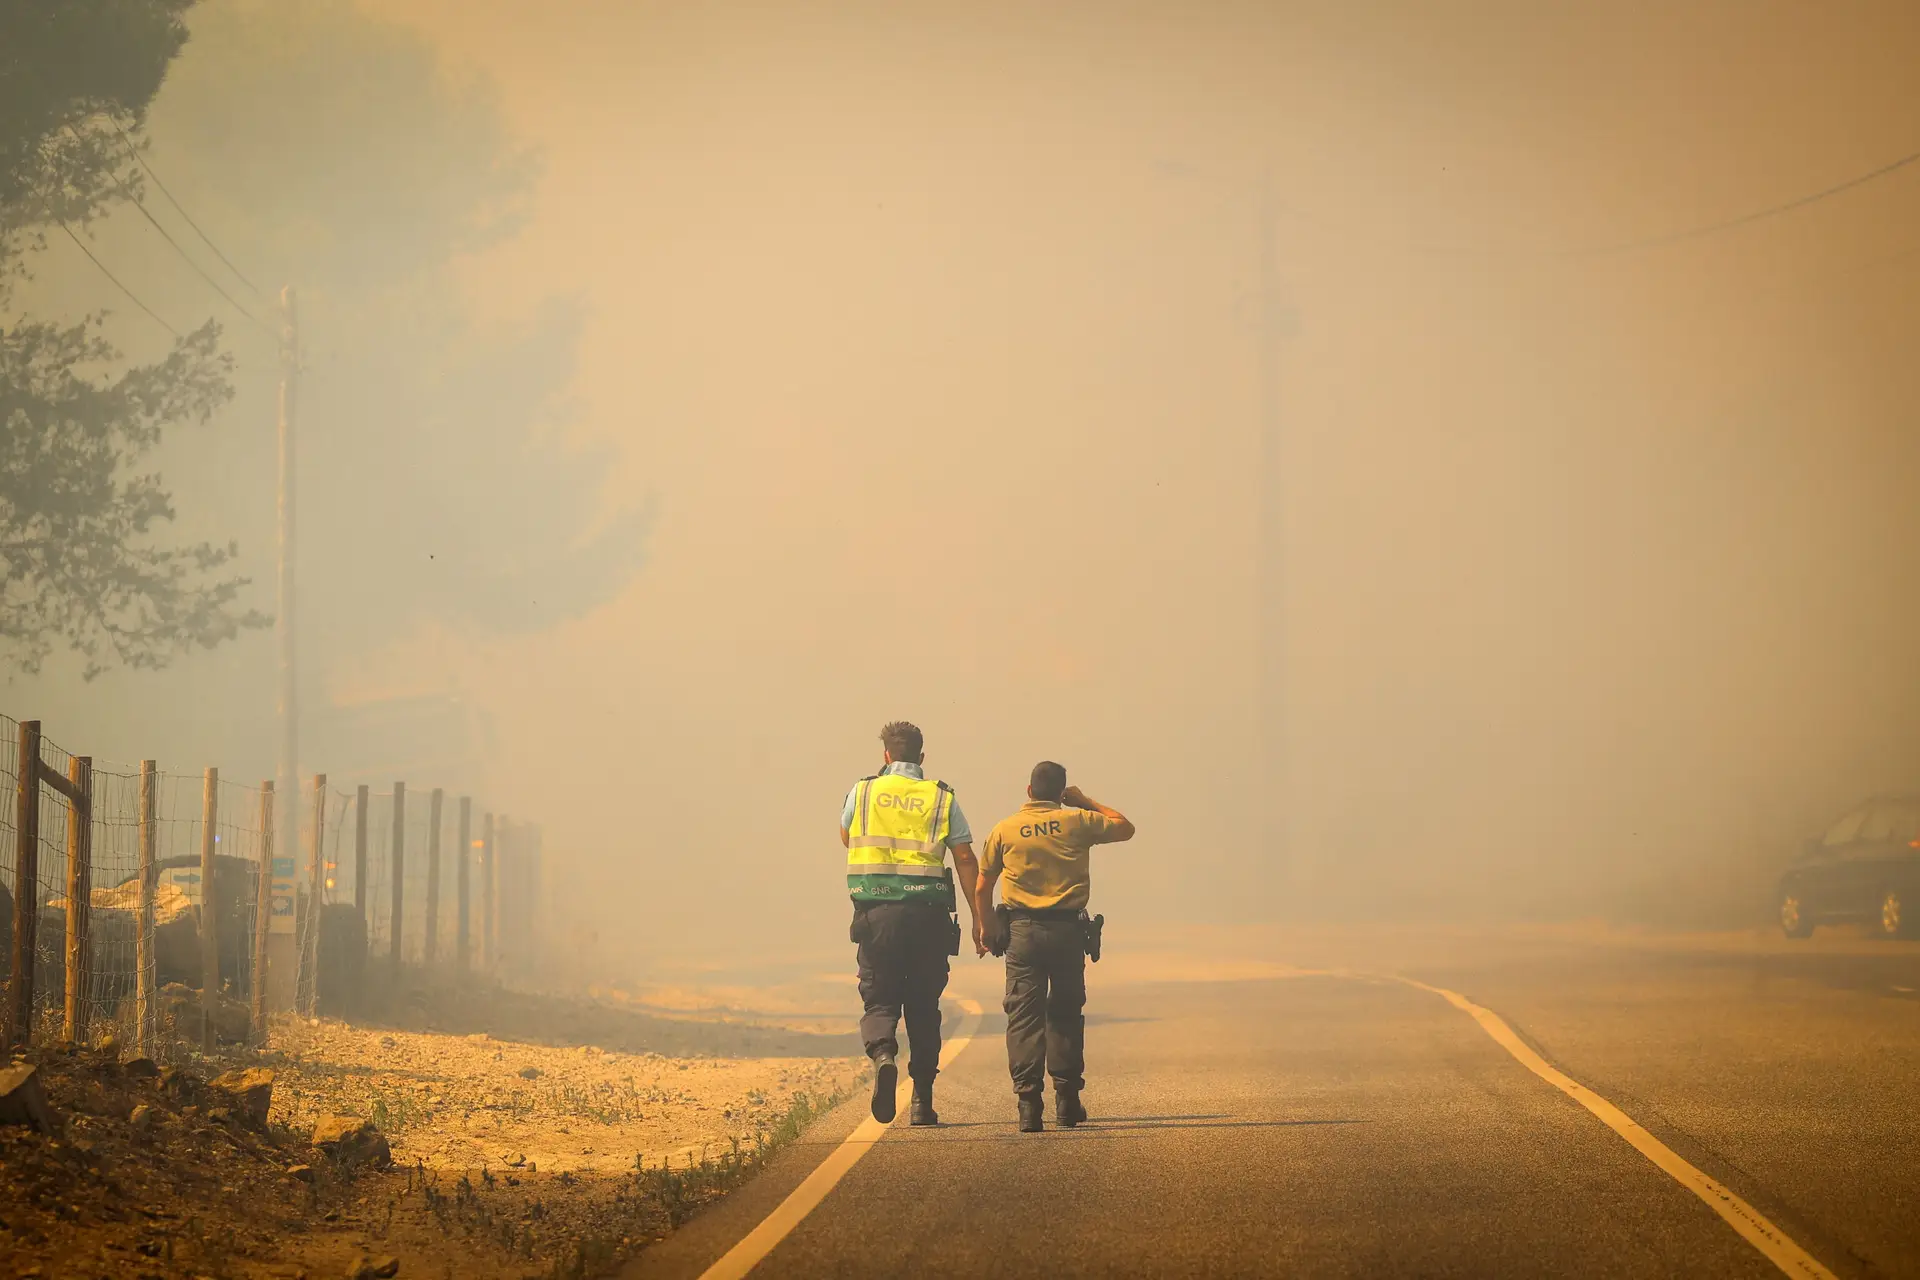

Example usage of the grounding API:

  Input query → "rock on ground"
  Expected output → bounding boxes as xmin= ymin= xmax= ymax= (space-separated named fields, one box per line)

xmin=209 ymin=1066 xmax=277 ymax=1126
xmin=312 ymin=1113 xmax=393 ymax=1168
xmin=158 ymin=981 xmax=252 ymax=1044
xmin=0 ymin=1064 xmax=57 ymax=1133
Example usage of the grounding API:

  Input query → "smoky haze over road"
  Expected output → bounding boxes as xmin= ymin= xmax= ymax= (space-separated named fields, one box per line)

xmin=18 ymin=4 xmax=1920 ymax=1278
xmin=15 ymin=0 xmax=1920 ymax=973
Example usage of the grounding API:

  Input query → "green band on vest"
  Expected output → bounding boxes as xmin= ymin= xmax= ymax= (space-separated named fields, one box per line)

xmin=848 ymin=871 xmax=957 ymax=909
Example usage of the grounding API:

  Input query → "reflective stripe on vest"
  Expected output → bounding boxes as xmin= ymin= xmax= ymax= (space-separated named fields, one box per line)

xmin=846 ymin=773 xmax=955 ymax=906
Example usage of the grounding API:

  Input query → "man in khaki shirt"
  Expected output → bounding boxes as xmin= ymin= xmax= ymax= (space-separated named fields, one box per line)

xmin=977 ymin=761 xmax=1135 ymax=1132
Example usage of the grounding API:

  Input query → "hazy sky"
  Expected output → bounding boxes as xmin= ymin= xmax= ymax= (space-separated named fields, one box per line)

xmin=15 ymin=0 xmax=1920 ymax=969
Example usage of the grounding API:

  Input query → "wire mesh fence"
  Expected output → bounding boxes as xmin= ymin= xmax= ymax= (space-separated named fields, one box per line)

xmin=1 ymin=713 xmax=541 ymax=1055
xmin=296 ymin=782 xmax=354 ymax=1014
xmin=350 ymin=786 xmax=471 ymax=970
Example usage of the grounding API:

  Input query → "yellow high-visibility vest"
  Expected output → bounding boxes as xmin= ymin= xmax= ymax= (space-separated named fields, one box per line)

xmin=846 ymin=772 xmax=955 ymax=906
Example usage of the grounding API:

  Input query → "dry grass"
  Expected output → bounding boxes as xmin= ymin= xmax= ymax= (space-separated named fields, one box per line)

xmin=268 ymin=1014 xmax=863 ymax=1179
xmin=0 ymin=981 xmax=869 ymax=1279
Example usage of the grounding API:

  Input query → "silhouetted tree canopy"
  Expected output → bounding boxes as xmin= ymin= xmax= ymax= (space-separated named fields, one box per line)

xmin=145 ymin=0 xmax=650 ymax=658
xmin=1 ymin=0 xmax=190 ymax=261
xmin=1 ymin=0 xmax=264 ymax=677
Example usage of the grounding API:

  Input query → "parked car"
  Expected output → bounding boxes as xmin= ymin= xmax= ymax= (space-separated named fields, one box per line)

xmin=1779 ymin=796 xmax=1920 ymax=939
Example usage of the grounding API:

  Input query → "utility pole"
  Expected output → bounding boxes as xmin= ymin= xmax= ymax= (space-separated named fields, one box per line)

xmin=1252 ymin=173 xmax=1290 ymax=889
xmin=1159 ymin=159 xmax=1297 ymax=894
xmin=274 ymin=286 xmax=300 ymax=1002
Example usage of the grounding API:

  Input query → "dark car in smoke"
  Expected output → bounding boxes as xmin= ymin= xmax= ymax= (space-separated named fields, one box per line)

xmin=1778 ymin=797 xmax=1920 ymax=939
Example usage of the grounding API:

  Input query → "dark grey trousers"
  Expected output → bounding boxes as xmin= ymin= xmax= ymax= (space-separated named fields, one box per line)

xmin=854 ymin=902 xmax=951 ymax=1083
xmin=1004 ymin=916 xmax=1086 ymax=1095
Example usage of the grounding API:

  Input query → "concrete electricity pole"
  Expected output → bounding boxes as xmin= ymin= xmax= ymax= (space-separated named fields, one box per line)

xmin=1250 ymin=173 xmax=1292 ymax=889
xmin=1253 ymin=176 xmax=1279 ymax=877
xmin=1159 ymin=160 xmax=1298 ymax=891
xmin=274 ymin=286 xmax=300 ymax=996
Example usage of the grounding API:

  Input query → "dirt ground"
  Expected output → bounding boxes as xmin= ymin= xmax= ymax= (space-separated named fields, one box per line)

xmin=0 ymin=984 xmax=867 ymax=1280
xmin=270 ymin=1019 xmax=857 ymax=1180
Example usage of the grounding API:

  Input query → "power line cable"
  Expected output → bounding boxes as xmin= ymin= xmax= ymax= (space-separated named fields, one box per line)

xmin=1174 ymin=138 xmax=1920 ymax=264
xmin=51 ymin=216 xmax=182 ymax=339
xmin=63 ymin=126 xmax=275 ymax=338
xmin=1568 ymin=143 xmax=1920 ymax=257
xmin=106 ymin=118 xmax=264 ymax=301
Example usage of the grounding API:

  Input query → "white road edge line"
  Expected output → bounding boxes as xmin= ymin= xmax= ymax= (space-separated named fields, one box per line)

xmin=697 ymin=996 xmax=984 ymax=1280
xmin=1398 ymin=977 xmax=1837 ymax=1280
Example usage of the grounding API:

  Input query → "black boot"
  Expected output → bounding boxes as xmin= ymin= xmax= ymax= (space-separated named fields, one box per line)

xmin=1056 ymin=1088 xmax=1086 ymax=1128
xmin=909 ymin=1080 xmax=938 ymax=1126
xmin=1017 ymin=1092 xmax=1044 ymax=1133
xmin=870 ymin=1051 xmax=898 ymax=1123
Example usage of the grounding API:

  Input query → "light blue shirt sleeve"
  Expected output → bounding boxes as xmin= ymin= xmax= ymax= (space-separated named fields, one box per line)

xmin=945 ymin=798 xmax=973 ymax=850
xmin=841 ymin=785 xmax=858 ymax=833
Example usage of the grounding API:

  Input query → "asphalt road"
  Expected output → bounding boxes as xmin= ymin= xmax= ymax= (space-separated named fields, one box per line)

xmin=627 ymin=931 xmax=1920 ymax=1278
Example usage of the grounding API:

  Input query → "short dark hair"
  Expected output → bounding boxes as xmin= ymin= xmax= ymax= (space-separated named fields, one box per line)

xmin=1030 ymin=761 xmax=1066 ymax=802
xmin=880 ymin=721 xmax=924 ymax=763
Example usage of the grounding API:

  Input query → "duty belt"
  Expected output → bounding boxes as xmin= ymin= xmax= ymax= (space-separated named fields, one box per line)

xmin=1006 ymin=906 xmax=1083 ymax=921
xmin=998 ymin=907 xmax=1106 ymax=962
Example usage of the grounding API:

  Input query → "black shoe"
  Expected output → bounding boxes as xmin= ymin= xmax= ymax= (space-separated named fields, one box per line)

xmin=909 ymin=1082 xmax=938 ymax=1127
xmin=1056 ymin=1088 xmax=1086 ymax=1128
xmin=1017 ymin=1093 xmax=1044 ymax=1133
xmin=871 ymin=1052 xmax=898 ymax=1123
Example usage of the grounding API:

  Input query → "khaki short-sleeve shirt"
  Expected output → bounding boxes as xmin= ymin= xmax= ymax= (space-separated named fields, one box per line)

xmin=980 ymin=800 xmax=1128 ymax=911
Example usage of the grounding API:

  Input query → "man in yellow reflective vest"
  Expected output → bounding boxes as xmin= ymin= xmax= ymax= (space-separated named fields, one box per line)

xmin=840 ymin=720 xmax=985 ymax=1126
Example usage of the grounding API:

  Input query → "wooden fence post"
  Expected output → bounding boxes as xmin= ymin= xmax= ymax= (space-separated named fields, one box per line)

xmin=353 ymin=783 xmax=370 ymax=1005
xmin=8 ymin=719 xmax=42 ymax=1050
xmin=62 ymin=756 xmax=93 ymax=1046
xmin=136 ymin=760 xmax=157 ymax=1056
xmin=300 ymin=773 xmax=325 ymax=1016
xmin=353 ymin=784 xmax=369 ymax=917
xmin=424 ymin=788 xmax=443 ymax=970
xmin=251 ymin=781 xmax=274 ymax=1045
xmin=496 ymin=818 xmax=513 ymax=978
xmin=455 ymin=797 xmax=471 ymax=978
xmin=480 ymin=811 xmax=495 ymax=977
xmin=389 ymin=782 xmax=406 ymax=978
xmin=199 ymin=768 xmax=219 ymax=1053
xmin=525 ymin=823 xmax=544 ymax=978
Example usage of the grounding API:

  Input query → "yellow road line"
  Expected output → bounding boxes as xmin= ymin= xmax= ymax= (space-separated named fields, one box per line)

xmin=697 ymin=997 xmax=983 ymax=1280
xmin=1399 ymin=978 xmax=1837 ymax=1280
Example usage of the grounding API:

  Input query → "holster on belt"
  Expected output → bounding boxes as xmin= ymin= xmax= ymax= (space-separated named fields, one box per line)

xmin=988 ymin=904 xmax=1012 ymax=957
xmin=1079 ymin=909 xmax=1105 ymax=963
xmin=947 ymin=911 xmax=962 ymax=957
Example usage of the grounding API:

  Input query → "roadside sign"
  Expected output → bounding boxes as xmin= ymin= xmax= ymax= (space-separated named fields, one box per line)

xmin=270 ymin=856 xmax=296 ymax=933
